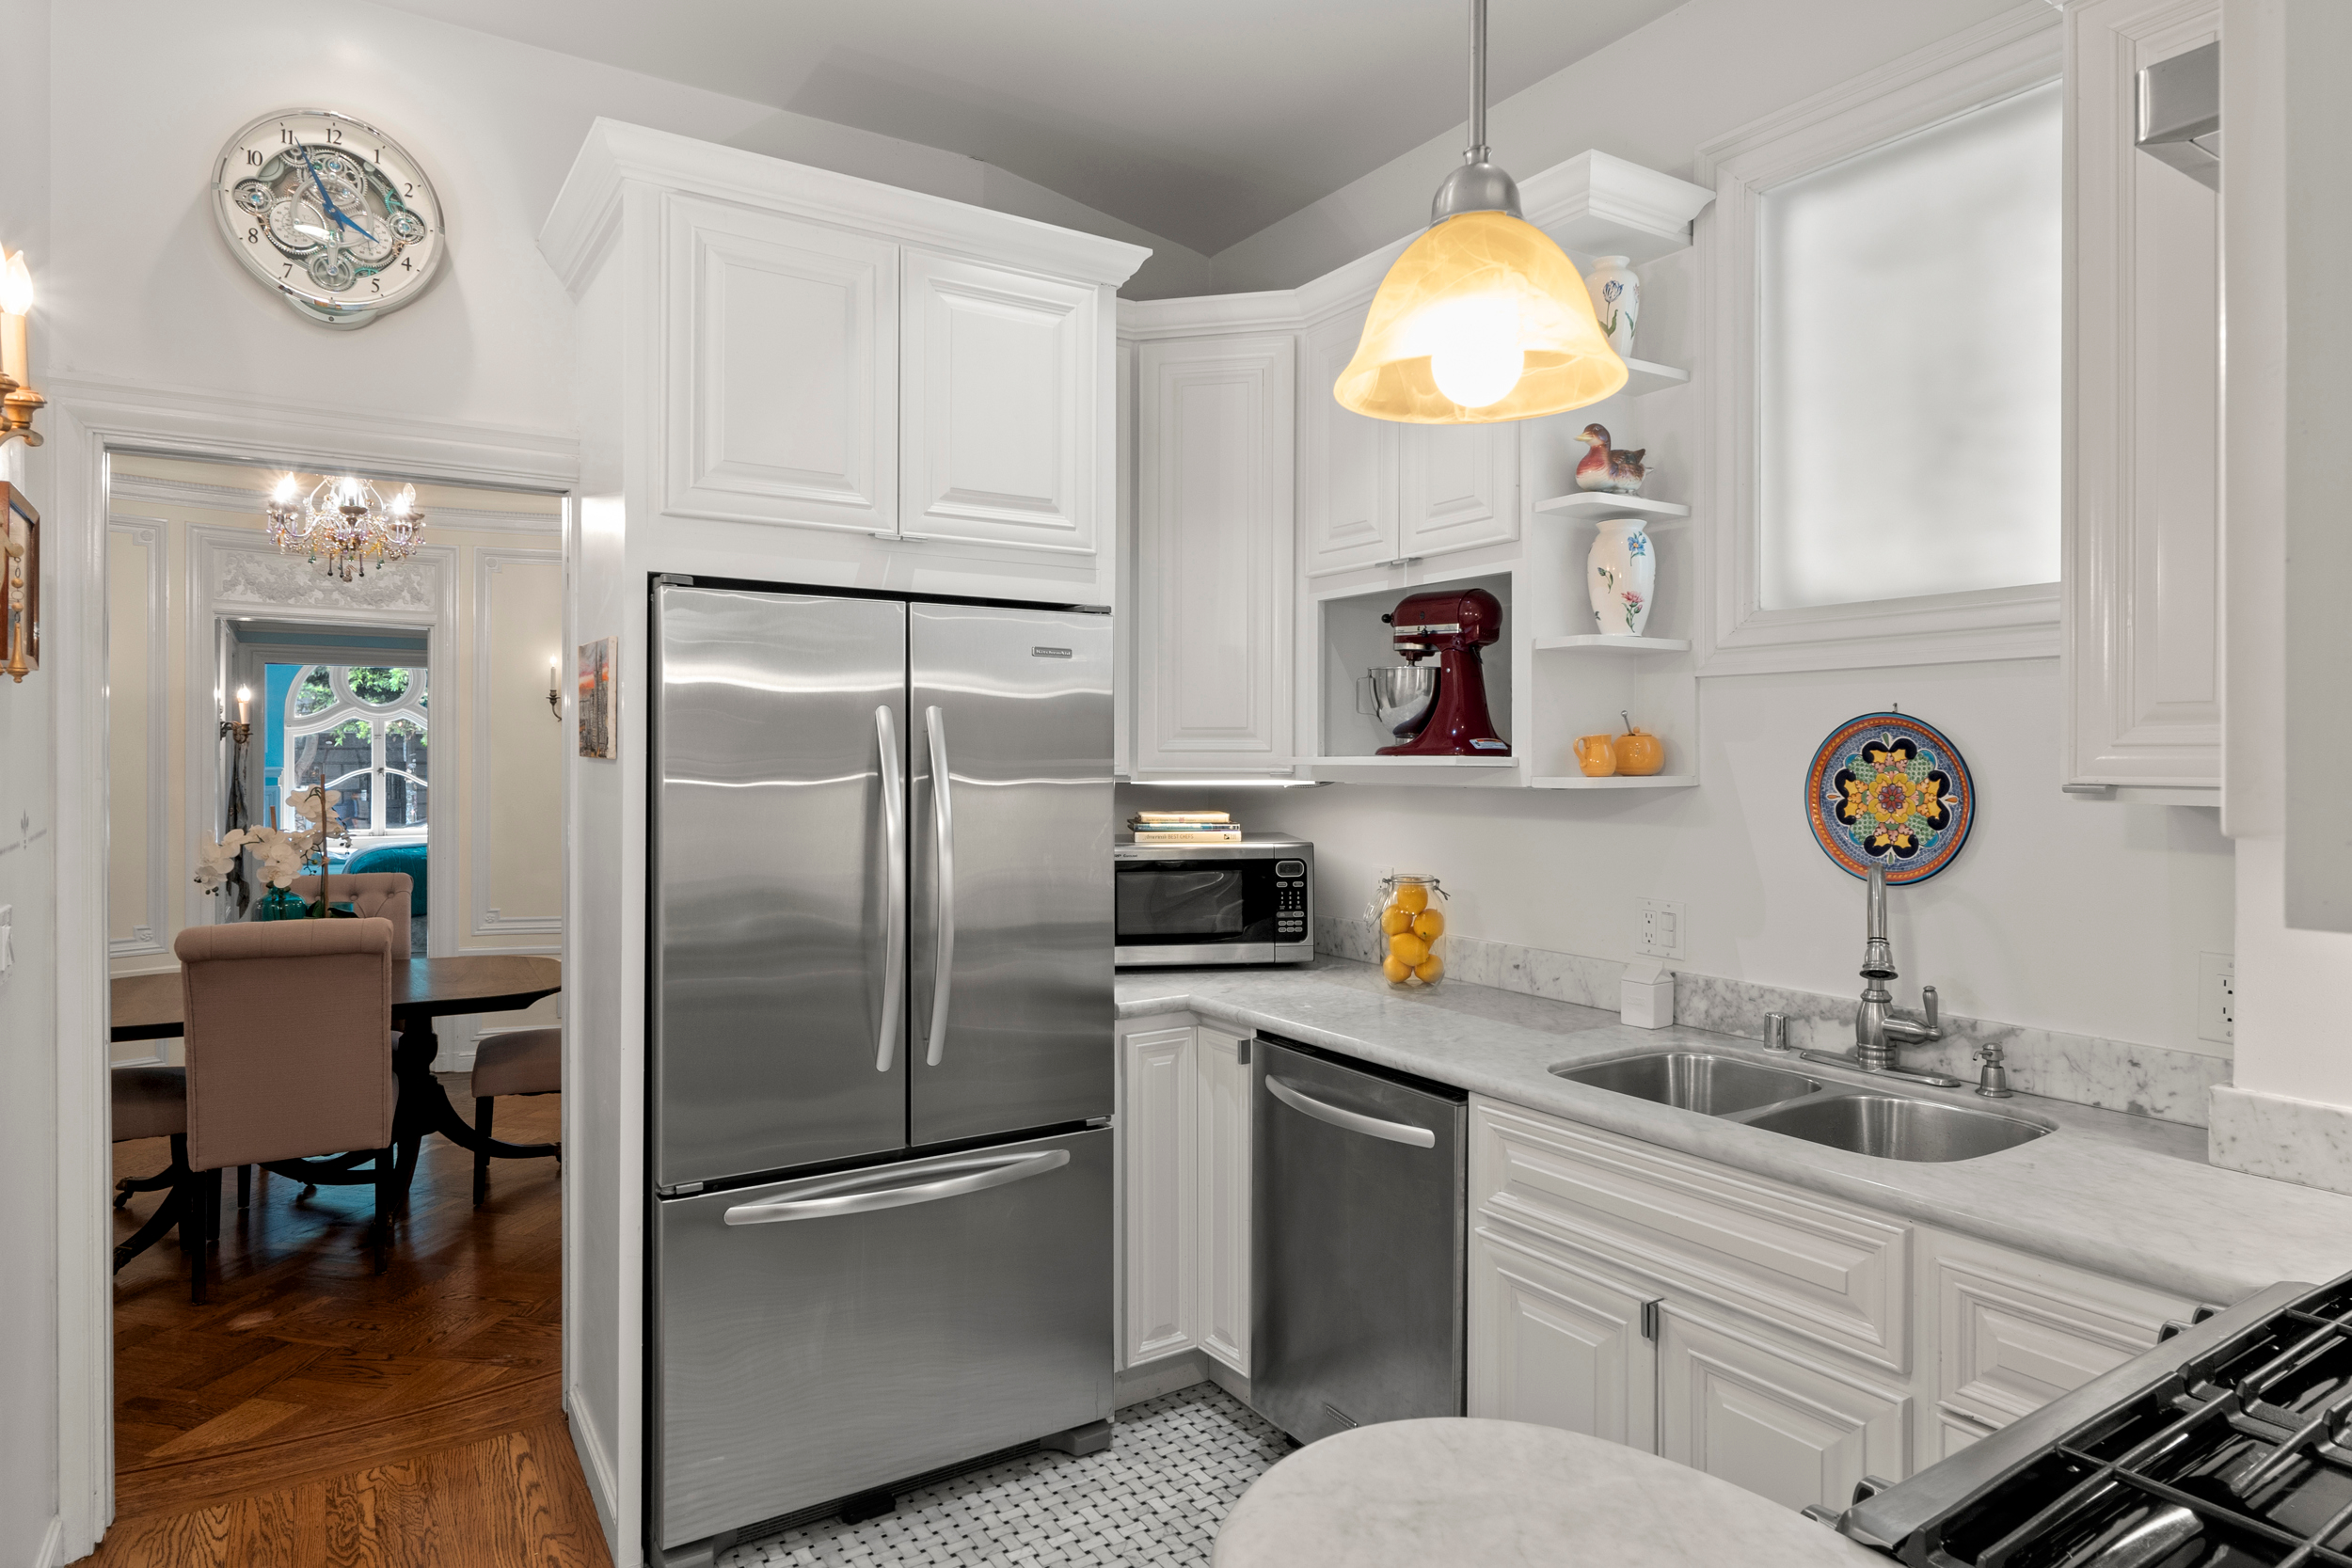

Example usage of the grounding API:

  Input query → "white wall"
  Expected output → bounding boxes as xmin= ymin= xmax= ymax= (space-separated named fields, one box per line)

xmin=0 ymin=0 xmax=59 ymax=1556
xmin=1206 ymin=0 xmax=2028 ymax=293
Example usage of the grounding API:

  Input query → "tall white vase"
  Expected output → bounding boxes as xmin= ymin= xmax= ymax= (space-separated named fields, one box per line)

xmin=1587 ymin=519 xmax=1656 ymax=636
xmin=1584 ymin=255 xmax=1639 ymax=359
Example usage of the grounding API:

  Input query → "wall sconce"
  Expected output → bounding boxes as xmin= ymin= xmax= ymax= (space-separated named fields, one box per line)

xmin=548 ymin=656 xmax=563 ymax=720
xmin=0 ymin=248 xmax=41 ymax=449
xmin=219 ymin=686 xmax=254 ymax=828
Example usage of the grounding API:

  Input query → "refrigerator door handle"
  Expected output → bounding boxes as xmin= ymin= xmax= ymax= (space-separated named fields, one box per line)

xmin=1265 ymin=1075 xmax=1438 ymax=1148
xmin=875 ymin=705 xmax=907 ymax=1074
xmin=721 ymin=1148 xmax=1070 ymax=1227
xmin=924 ymin=705 xmax=956 ymax=1068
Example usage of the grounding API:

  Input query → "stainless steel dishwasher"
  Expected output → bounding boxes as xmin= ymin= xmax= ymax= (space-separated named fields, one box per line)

xmin=1251 ymin=1033 xmax=1467 ymax=1443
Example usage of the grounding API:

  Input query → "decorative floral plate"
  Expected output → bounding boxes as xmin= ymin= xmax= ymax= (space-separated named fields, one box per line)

xmin=1805 ymin=712 xmax=1974 ymax=883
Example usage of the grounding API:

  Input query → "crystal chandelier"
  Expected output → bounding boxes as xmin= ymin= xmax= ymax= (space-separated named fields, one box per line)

xmin=265 ymin=473 xmax=423 ymax=581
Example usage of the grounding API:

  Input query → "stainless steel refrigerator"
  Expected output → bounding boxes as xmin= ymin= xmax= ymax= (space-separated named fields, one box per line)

xmin=646 ymin=579 xmax=1115 ymax=1566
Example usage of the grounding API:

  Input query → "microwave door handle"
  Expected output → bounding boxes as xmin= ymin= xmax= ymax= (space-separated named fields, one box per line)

xmin=722 ymin=1148 xmax=1069 ymax=1226
xmin=924 ymin=705 xmax=955 ymax=1068
xmin=874 ymin=705 xmax=907 ymax=1074
xmin=1264 ymin=1076 xmax=1438 ymax=1148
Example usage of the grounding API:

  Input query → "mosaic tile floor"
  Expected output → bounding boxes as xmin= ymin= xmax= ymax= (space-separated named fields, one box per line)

xmin=721 ymin=1384 xmax=1294 ymax=1567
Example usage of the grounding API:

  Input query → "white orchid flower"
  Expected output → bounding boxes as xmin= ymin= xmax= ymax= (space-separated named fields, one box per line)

xmin=191 ymin=828 xmax=255 ymax=893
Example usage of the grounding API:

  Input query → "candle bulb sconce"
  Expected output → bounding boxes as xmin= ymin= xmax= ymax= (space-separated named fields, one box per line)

xmin=547 ymin=659 xmax=562 ymax=721
xmin=0 ymin=247 xmax=42 ymax=449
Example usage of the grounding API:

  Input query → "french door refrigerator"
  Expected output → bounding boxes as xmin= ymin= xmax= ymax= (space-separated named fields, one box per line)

xmin=647 ymin=579 xmax=1115 ymax=1565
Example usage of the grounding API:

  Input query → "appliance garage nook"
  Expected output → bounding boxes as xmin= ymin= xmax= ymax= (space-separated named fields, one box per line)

xmin=25 ymin=3 xmax=2350 ymax=1568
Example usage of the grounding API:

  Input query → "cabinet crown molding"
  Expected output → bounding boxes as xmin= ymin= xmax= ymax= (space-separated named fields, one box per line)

xmin=540 ymin=117 xmax=1152 ymax=294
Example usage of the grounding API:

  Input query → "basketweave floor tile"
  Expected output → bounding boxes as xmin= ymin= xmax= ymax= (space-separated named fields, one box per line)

xmin=723 ymin=1385 xmax=1293 ymax=1568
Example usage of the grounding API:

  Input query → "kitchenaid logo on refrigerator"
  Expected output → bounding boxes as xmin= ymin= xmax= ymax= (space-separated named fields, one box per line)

xmin=1032 ymin=646 xmax=1073 ymax=658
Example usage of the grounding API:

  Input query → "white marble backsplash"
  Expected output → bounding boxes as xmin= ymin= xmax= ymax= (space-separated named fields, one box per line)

xmin=2209 ymin=1085 xmax=2352 ymax=1197
xmin=1315 ymin=915 xmax=2232 ymax=1128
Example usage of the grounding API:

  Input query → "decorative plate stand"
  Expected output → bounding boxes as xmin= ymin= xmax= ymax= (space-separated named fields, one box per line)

xmin=1805 ymin=712 xmax=1974 ymax=883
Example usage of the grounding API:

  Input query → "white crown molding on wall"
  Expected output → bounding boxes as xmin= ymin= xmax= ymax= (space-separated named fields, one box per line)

xmin=470 ymin=547 xmax=566 ymax=941
xmin=109 ymin=471 xmax=562 ymax=535
xmin=106 ymin=519 xmax=171 ymax=960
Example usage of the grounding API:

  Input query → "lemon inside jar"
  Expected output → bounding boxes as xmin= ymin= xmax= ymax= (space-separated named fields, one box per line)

xmin=1375 ymin=874 xmax=1447 ymax=989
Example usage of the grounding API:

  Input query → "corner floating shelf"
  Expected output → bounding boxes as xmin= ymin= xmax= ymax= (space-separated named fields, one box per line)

xmin=1529 ymin=773 xmax=1699 ymax=790
xmin=1534 ymin=634 xmax=1691 ymax=653
xmin=1310 ymin=753 xmax=1518 ymax=768
xmin=1533 ymin=493 xmax=1691 ymax=532
xmin=1620 ymin=357 xmax=1690 ymax=397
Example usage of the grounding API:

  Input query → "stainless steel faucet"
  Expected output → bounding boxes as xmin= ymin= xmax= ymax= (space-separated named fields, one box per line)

xmin=1780 ymin=864 xmax=1963 ymax=1088
xmin=1854 ymin=864 xmax=1941 ymax=1070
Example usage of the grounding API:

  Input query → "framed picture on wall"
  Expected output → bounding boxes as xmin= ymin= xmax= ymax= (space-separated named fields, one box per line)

xmin=578 ymin=636 xmax=617 ymax=759
xmin=3 ymin=483 xmax=38 ymax=682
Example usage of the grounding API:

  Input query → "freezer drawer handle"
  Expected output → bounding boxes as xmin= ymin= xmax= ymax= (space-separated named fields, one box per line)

xmin=721 ymin=1148 xmax=1070 ymax=1227
xmin=875 ymin=705 xmax=907 ymax=1074
xmin=1264 ymin=1076 xmax=1438 ymax=1148
xmin=924 ymin=705 xmax=956 ymax=1068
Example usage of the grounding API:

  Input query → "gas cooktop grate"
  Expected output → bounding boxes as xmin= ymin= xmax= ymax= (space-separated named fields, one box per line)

xmin=1931 ymin=1281 xmax=2352 ymax=1568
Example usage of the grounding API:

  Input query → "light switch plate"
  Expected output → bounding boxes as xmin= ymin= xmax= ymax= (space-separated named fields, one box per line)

xmin=1639 ymin=898 xmax=1684 ymax=960
xmin=2198 ymin=952 xmax=2233 ymax=1045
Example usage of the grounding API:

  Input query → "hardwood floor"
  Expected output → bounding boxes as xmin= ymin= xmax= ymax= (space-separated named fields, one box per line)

xmin=99 ymin=1090 xmax=610 ymax=1567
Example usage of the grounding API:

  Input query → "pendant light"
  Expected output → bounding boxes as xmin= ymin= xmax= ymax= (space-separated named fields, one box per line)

xmin=1335 ymin=0 xmax=1627 ymax=423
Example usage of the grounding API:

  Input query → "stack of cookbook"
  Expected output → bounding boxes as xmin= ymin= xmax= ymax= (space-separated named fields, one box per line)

xmin=1125 ymin=811 xmax=1242 ymax=844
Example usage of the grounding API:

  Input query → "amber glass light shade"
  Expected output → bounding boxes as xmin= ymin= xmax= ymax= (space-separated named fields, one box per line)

xmin=1335 ymin=210 xmax=1628 ymax=423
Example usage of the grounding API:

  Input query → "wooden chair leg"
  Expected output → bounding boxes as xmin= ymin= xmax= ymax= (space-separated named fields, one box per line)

xmin=237 ymin=1164 xmax=251 ymax=1211
xmin=473 ymin=1097 xmax=494 ymax=1207
xmin=205 ymin=1166 xmax=223 ymax=1242
xmin=373 ymin=1149 xmax=393 ymax=1275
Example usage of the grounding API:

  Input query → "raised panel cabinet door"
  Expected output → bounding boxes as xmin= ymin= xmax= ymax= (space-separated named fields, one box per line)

xmin=2063 ymin=1 xmax=2222 ymax=788
xmin=663 ymin=196 xmax=898 ymax=533
xmin=901 ymin=249 xmax=1097 ymax=554
xmin=1657 ymin=1308 xmax=1911 ymax=1515
xmin=1135 ymin=334 xmax=1296 ymax=769
xmin=1397 ymin=420 xmax=1519 ymax=559
xmin=1122 ymin=1026 xmax=1199 ymax=1366
xmin=1195 ymin=1026 xmax=1253 ymax=1374
xmin=1300 ymin=306 xmax=1399 ymax=577
xmin=1470 ymin=1221 xmax=1658 ymax=1452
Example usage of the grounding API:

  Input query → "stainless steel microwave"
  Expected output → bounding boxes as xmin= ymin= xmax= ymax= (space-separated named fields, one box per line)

xmin=1114 ymin=835 xmax=1314 ymax=968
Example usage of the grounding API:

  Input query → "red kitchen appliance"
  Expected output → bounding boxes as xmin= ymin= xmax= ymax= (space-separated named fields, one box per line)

xmin=1378 ymin=588 xmax=1509 ymax=757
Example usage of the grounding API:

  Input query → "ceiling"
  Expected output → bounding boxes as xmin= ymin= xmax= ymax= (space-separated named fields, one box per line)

xmin=369 ymin=0 xmax=1688 ymax=256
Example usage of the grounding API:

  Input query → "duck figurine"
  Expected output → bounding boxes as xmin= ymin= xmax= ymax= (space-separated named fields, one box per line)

xmin=1574 ymin=423 xmax=1647 ymax=494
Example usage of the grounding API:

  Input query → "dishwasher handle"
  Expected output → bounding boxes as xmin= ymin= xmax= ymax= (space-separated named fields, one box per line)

xmin=1265 ymin=1075 xmax=1438 ymax=1148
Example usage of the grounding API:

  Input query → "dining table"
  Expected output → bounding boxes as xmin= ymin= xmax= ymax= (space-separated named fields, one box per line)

xmin=110 ymin=954 xmax=564 ymax=1190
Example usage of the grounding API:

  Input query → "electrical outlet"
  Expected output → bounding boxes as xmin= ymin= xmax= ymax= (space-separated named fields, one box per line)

xmin=1639 ymin=898 xmax=1685 ymax=961
xmin=2198 ymin=952 xmax=2234 ymax=1045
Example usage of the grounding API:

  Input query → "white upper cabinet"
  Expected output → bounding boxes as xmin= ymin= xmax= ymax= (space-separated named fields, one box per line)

xmin=1300 ymin=308 xmax=1399 ymax=576
xmin=1299 ymin=299 xmax=1518 ymax=577
xmin=900 ymin=249 xmax=1098 ymax=553
xmin=2063 ymin=0 xmax=2222 ymax=792
xmin=663 ymin=196 xmax=900 ymax=534
xmin=1135 ymin=333 xmax=1296 ymax=771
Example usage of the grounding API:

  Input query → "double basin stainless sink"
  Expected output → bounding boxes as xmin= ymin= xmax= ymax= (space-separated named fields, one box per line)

xmin=1550 ymin=1051 xmax=2051 ymax=1162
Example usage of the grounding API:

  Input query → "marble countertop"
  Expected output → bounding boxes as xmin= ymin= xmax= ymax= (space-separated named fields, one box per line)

xmin=1117 ymin=958 xmax=2352 ymax=1305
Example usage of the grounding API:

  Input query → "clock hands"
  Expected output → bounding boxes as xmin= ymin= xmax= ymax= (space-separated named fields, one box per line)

xmin=294 ymin=145 xmax=377 ymax=245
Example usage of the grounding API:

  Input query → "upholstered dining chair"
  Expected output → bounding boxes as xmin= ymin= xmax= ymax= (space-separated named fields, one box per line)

xmin=170 ymin=918 xmax=402 ymax=1303
xmin=290 ymin=871 xmax=414 ymax=958
xmin=469 ymin=1026 xmax=562 ymax=1206
xmin=110 ymin=1065 xmax=192 ymax=1274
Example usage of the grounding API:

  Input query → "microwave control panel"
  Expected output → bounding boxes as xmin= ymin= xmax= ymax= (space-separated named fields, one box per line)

xmin=1275 ymin=859 xmax=1309 ymax=942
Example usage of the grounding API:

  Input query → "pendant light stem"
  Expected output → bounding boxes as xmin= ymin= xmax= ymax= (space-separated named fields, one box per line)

xmin=1468 ymin=0 xmax=1488 ymax=161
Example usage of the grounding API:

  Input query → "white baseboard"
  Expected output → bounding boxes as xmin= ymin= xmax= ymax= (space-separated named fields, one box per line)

xmin=1203 ymin=1356 xmax=1252 ymax=1410
xmin=1114 ymin=1349 xmax=1210 ymax=1407
xmin=568 ymin=1390 xmax=628 ymax=1567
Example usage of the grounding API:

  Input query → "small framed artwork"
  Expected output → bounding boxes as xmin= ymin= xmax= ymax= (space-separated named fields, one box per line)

xmin=2 ymin=482 xmax=38 ymax=683
xmin=578 ymin=636 xmax=617 ymax=760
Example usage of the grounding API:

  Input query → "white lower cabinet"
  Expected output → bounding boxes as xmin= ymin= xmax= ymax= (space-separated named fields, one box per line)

xmin=1655 ymin=1307 xmax=1910 ymax=1513
xmin=1117 ymin=1015 xmax=1251 ymax=1374
xmin=1467 ymin=1094 xmax=2194 ymax=1514
xmin=1469 ymin=1220 xmax=1656 ymax=1449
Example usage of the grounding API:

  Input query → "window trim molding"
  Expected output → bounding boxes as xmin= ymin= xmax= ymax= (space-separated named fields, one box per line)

xmin=1692 ymin=2 xmax=2065 ymax=676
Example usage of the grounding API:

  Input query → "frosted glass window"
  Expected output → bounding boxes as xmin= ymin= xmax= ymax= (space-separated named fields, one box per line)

xmin=1758 ymin=81 xmax=2062 ymax=611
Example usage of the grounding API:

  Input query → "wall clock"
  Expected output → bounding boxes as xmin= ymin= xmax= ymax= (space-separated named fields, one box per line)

xmin=211 ymin=109 xmax=445 ymax=330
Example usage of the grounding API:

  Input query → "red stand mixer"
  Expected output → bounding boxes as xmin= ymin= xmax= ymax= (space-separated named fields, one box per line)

xmin=1377 ymin=587 xmax=1510 ymax=757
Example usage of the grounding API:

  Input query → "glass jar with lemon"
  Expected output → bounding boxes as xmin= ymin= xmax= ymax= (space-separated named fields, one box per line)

xmin=1375 ymin=874 xmax=1449 ymax=990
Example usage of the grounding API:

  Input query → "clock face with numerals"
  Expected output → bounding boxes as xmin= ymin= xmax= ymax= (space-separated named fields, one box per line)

xmin=212 ymin=109 xmax=446 ymax=330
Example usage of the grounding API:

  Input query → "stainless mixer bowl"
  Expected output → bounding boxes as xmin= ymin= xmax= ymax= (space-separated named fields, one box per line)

xmin=1360 ymin=664 xmax=1438 ymax=736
